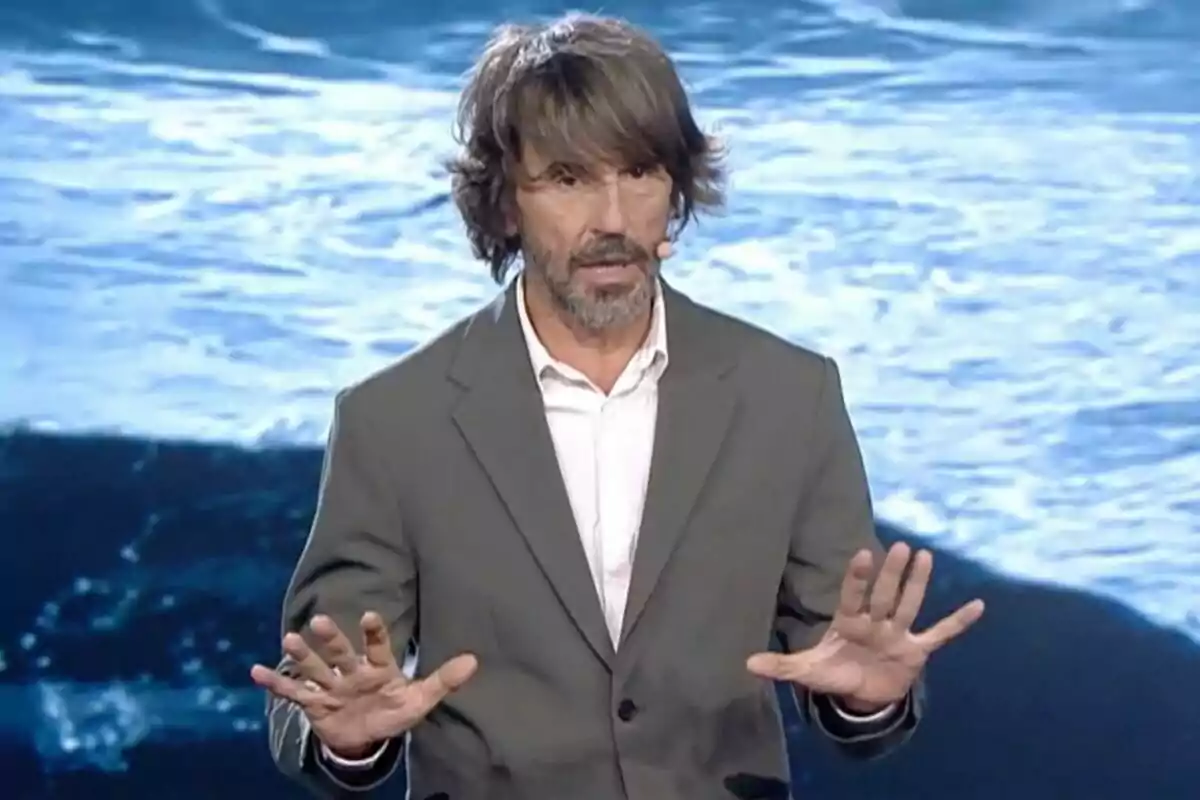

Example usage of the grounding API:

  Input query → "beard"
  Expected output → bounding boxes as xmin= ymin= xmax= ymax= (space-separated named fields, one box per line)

xmin=546 ymin=266 xmax=656 ymax=332
xmin=525 ymin=234 xmax=658 ymax=333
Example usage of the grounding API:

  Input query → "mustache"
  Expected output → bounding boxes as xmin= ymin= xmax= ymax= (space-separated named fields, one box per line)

xmin=571 ymin=236 xmax=649 ymax=268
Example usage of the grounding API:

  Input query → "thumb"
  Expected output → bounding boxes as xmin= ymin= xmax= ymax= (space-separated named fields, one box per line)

xmin=746 ymin=651 xmax=811 ymax=682
xmin=415 ymin=653 xmax=479 ymax=707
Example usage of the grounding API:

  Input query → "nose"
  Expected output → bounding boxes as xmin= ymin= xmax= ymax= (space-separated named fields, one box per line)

xmin=591 ymin=175 xmax=630 ymax=234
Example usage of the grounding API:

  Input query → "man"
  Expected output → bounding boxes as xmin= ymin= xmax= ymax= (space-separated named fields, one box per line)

xmin=251 ymin=12 xmax=984 ymax=800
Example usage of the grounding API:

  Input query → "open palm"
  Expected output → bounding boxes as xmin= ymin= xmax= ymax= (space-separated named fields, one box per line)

xmin=250 ymin=612 xmax=477 ymax=757
xmin=747 ymin=543 xmax=984 ymax=708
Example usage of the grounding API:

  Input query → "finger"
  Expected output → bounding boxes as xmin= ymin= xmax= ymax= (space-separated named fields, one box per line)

xmin=414 ymin=653 xmax=479 ymax=709
xmin=360 ymin=611 xmax=396 ymax=669
xmin=891 ymin=549 xmax=933 ymax=630
xmin=867 ymin=543 xmax=911 ymax=621
xmin=282 ymin=632 xmax=339 ymax=689
xmin=836 ymin=549 xmax=875 ymax=618
xmin=310 ymin=615 xmax=361 ymax=674
xmin=250 ymin=664 xmax=324 ymax=707
xmin=746 ymin=651 xmax=816 ymax=683
xmin=916 ymin=599 xmax=985 ymax=652
xmin=656 ymin=240 xmax=673 ymax=260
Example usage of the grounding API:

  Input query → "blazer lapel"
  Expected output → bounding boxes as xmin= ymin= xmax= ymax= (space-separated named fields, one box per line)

xmin=618 ymin=283 xmax=738 ymax=648
xmin=448 ymin=284 xmax=616 ymax=669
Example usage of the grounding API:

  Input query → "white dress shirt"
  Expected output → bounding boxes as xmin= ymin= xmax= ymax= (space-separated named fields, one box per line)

xmin=316 ymin=275 xmax=890 ymax=772
xmin=514 ymin=275 xmax=668 ymax=645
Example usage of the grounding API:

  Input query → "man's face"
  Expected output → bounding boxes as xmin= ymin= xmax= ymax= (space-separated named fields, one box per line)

xmin=512 ymin=143 xmax=673 ymax=332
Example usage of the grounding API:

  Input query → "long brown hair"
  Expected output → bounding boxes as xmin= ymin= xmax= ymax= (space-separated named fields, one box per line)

xmin=446 ymin=12 xmax=727 ymax=283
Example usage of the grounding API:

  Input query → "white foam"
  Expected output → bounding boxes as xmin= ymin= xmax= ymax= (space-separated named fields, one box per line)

xmin=2 ymin=14 xmax=1198 ymax=640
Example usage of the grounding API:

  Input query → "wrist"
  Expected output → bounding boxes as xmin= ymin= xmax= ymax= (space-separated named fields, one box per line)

xmin=835 ymin=696 xmax=893 ymax=714
xmin=322 ymin=741 xmax=379 ymax=761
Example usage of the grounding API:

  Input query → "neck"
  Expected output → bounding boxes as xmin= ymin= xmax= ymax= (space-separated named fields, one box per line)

xmin=522 ymin=274 xmax=652 ymax=393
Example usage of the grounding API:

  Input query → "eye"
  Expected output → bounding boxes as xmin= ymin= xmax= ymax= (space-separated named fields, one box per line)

xmin=625 ymin=163 xmax=656 ymax=179
xmin=543 ymin=163 xmax=583 ymax=187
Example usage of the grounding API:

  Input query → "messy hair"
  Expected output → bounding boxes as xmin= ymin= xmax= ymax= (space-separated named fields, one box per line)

xmin=446 ymin=12 xmax=727 ymax=283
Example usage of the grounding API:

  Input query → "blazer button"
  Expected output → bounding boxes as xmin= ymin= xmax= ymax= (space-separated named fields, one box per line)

xmin=616 ymin=698 xmax=638 ymax=722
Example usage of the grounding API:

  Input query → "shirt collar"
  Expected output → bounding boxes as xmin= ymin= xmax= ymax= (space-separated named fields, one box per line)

xmin=515 ymin=273 xmax=669 ymax=384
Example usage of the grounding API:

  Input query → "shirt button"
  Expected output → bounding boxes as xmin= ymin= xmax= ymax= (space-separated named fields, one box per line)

xmin=616 ymin=698 xmax=638 ymax=722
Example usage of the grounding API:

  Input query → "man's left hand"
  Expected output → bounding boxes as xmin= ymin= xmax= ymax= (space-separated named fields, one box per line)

xmin=746 ymin=543 xmax=984 ymax=711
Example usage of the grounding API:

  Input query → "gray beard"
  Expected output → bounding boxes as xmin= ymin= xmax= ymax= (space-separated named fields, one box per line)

xmin=523 ymin=253 xmax=656 ymax=333
xmin=547 ymin=272 xmax=655 ymax=333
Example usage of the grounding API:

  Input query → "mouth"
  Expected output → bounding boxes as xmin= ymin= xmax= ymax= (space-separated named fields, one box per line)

xmin=577 ymin=257 xmax=643 ymax=270
xmin=573 ymin=261 xmax=641 ymax=283
xmin=578 ymin=261 xmax=638 ymax=271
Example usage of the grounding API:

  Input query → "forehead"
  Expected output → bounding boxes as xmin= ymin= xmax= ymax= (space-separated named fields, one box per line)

xmin=503 ymin=57 xmax=674 ymax=180
xmin=517 ymin=140 xmax=628 ymax=175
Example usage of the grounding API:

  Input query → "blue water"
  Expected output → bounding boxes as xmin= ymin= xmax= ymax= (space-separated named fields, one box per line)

xmin=2 ymin=0 xmax=1199 ymax=796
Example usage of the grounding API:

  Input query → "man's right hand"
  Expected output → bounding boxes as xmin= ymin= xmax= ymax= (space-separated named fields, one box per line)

xmin=250 ymin=611 xmax=478 ymax=759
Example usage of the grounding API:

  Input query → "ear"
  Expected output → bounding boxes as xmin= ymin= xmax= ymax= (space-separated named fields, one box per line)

xmin=500 ymin=191 xmax=520 ymax=237
xmin=656 ymin=240 xmax=673 ymax=260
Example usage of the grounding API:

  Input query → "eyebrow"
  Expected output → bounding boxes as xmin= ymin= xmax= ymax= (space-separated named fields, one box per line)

xmin=536 ymin=161 xmax=584 ymax=177
xmin=531 ymin=157 xmax=658 ymax=181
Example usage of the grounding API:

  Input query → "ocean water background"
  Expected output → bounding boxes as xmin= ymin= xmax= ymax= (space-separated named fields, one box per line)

xmin=1 ymin=0 xmax=1198 ymax=797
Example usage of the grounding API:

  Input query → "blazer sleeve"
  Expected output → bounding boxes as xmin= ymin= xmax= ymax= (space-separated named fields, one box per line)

xmin=266 ymin=389 xmax=417 ymax=797
xmin=773 ymin=356 xmax=924 ymax=760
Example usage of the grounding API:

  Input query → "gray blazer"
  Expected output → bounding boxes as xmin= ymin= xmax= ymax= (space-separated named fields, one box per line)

xmin=266 ymin=280 xmax=922 ymax=800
